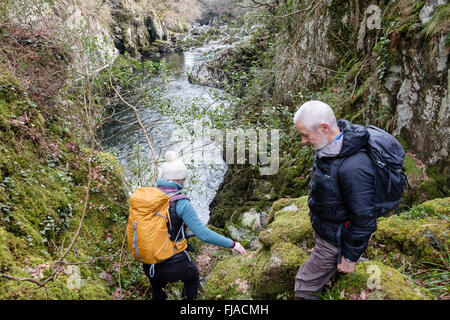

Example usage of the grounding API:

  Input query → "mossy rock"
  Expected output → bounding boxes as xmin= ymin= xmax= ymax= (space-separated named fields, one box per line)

xmin=209 ymin=166 xmax=262 ymax=228
xmin=229 ymin=205 xmax=269 ymax=232
xmin=329 ymin=260 xmax=431 ymax=300
xmin=266 ymin=198 xmax=297 ymax=224
xmin=403 ymin=153 xmax=424 ymax=188
xmin=421 ymin=197 xmax=450 ymax=216
xmin=267 ymin=196 xmax=308 ymax=223
xmin=202 ymin=252 xmax=255 ymax=300
xmin=224 ymin=221 xmax=259 ymax=248
xmin=259 ymin=196 xmax=313 ymax=249
xmin=249 ymin=179 xmax=277 ymax=201
xmin=370 ymin=214 xmax=449 ymax=264
xmin=417 ymin=178 xmax=446 ymax=202
xmin=250 ymin=242 xmax=308 ymax=299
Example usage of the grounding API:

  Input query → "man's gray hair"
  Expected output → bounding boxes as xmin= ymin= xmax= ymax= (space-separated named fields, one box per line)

xmin=293 ymin=100 xmax=338 ymax=130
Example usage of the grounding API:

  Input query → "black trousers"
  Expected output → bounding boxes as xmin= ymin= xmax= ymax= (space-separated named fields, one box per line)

xmin=143 ymin=255 xmax=200 ymax=300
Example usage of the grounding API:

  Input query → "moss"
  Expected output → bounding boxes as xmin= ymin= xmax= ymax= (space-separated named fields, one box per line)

xmin=209 ymin=166 xmax=263 ymax=228
xmin=417 ymin=178 xmax=445 ymax=201
xmin=329 ymin=260 xmax=431 ymax=300
xmin=224 ymin=221 xmax=257 ymax=248
xmin=370 ymin=214 xmax=449 ymax=265
xmin=259 ymin=196 xmax=313 ymax=249
xmin=0 ymin=227 xmax=18 ymax=268
xmin=0 ymin=68 xmax=135 ymax=299
xmin=403 ymin=153 xmax=424 ymax=186
xmin=49 ymin=120 xmax=63 ymax=137
xmin=202 ymin=252 xmax=255 ymax=300
xmin=0 ymin=64 xmax=23 ymax=103
xmin=266 ymin=197 xmax=298 ymax=223
xmin=273 ymin=147 xmax=312 ymax=198
xmin=421 ymin=197 xmax=450 ymax=216
xmin=251 ymin=242 xmax=308 ymax=299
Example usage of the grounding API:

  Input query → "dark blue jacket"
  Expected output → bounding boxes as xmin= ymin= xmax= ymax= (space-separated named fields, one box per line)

xmin=308 ymin=120 xmax=377 ymax=262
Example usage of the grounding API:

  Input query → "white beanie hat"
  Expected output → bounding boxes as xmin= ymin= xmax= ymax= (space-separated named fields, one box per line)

xmin=160 ymin=150 xmax=188 ymax=180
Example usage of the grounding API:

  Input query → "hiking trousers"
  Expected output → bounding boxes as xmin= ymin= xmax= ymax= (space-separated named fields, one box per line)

xmin=294 ymin=232 xmax=339 ymax=300
xmin=143 ymin=255 xmax=200 ymax=300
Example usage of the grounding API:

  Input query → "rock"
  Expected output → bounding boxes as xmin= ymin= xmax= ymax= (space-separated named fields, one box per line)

xmin=332 ymin=261 xmax=431 ymax=300
xmin=419 ymin=0 xmax=447 ymax=24
xmin=224 ymin=222 xmax=260 ymax=249
xmin=368 ymin=213 xmax=449 ymax=265
xmin=202 ymin=252 xmax=255 ymax=300
xmin=282 ymin=204 xmax=298 ymax=212
xmin=251 ymin=242 xmax=308 ymax=299
xmin=109 ymin=1 xmax=174 ymax=57
xmin=204 ymin=195 xmax=449 ymax=300
xmin=259 ymin=196 xmax=313 ymax=249
xmin=240 ymin=208 xmax=262 ymax=231
xmin=250 ymin=179 xmax=277 ymax=201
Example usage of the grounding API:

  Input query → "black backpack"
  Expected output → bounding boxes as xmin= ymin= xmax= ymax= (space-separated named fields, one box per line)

xmin=365 ymin=126 xmax=409 ymax=217
xmin=332 ymin=125 xmax=409 ymax=218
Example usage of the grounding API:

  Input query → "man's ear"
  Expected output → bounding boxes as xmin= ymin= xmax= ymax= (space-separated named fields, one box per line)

xmin=318 ymin=123 xmax=329 ymax=134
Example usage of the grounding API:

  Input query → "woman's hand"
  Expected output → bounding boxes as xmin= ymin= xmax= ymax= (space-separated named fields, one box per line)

xmin=232 ymin=242 xmax=247 ymax=255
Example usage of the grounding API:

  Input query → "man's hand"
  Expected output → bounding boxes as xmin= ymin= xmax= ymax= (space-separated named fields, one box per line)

xmin=232 ymin=242 xmax=247 ymax=255
xmin=337 ymin=256 xmax=356 ymax=273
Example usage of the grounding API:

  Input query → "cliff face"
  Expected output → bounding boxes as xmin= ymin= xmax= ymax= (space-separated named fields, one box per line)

xmin=109 ymin=0 xmax=171 ymax=57
xmin=196 ymin=0 xmax=449 ymax=168
xmin=2 ymin=0 xmax=200 ymax=65
xmin=205 ymin=0 xmax=449 ymax=229
xmin=286 ymin=0 xmax=449 ymax=168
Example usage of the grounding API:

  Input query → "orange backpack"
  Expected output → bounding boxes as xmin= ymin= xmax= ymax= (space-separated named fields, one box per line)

xmin=127 ymin=187 xmax=188 ymax=265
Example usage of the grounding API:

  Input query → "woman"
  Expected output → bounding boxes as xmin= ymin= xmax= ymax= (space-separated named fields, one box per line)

xmin=143 ymin=150 xmax=246 ymax=300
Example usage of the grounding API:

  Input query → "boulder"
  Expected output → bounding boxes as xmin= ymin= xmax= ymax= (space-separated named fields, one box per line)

xmin=329 ymin=260 xmax=431 ymax=300
xmin=259 ymin=196 xmax=314 ymax=249
xmin=251 ymin=242 xmax=308 ymax=299
xmin=368 ymin=214 xmax=449 ymax=265
xmin=201 ymin=252 xmax=254 ymax=300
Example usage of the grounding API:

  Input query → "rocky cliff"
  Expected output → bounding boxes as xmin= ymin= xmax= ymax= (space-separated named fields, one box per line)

xmin=203 ymin=0 xmax=449 ymax=229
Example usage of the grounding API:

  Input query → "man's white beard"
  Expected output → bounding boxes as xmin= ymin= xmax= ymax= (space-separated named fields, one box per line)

xmin=312 ymin=134 xmax=329 ymax=151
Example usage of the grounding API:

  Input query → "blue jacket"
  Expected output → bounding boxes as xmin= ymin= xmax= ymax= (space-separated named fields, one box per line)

xmin=156 ymin=178 xmax=233 ymax=248
xmin=308 ymin=120 xmax=377 ymax=262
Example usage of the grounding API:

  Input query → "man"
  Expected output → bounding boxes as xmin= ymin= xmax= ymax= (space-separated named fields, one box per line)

xmin=143 ymin=150 xmax=246 ymax=300
xmin=292 ymin=100 xmax=377 ymax=300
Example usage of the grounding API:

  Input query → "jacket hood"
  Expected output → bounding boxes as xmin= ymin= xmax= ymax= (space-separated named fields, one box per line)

xmin=337 ymin=119 xmax=369 ymax=157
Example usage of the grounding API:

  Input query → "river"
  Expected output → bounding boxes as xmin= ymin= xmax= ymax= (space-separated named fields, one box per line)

xmin=101 ymin=41 xmax=235 ymax=224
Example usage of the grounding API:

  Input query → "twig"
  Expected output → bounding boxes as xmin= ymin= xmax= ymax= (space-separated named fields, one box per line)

xmin=57 ymin=54 xmax=95 ymax=263
xmin=110 ymin=76 xmax=159 ymax=186
xmin=274 ymin=0 xmax=323 ymax=19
